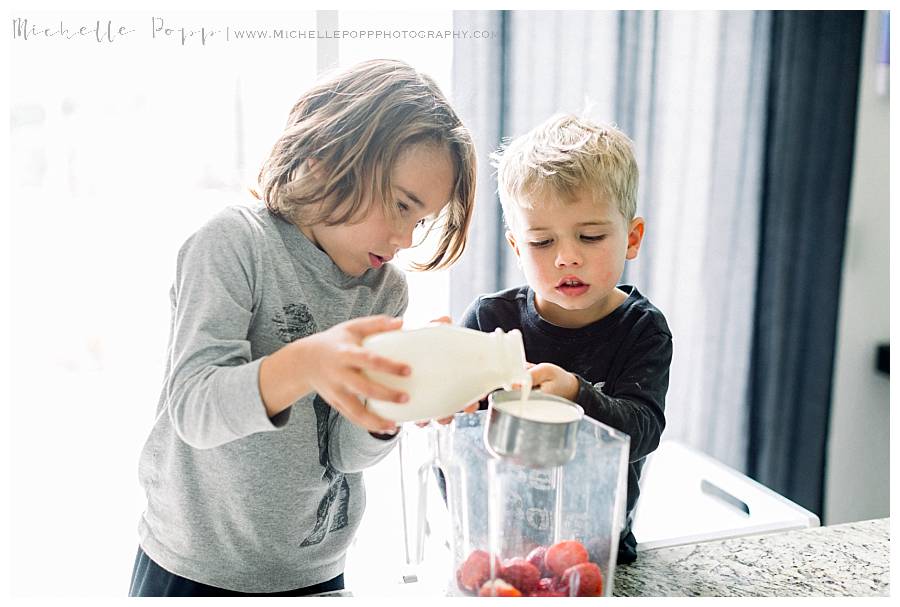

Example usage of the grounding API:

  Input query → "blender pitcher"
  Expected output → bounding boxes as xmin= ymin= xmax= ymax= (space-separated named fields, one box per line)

xmin=426 ymin=394 xmax=630 ymax=597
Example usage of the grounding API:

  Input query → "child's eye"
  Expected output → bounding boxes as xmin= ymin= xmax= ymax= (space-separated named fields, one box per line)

xmin=397 ymin=201 xmax=410 ymax=214
xmin=528 ymin=240 xmax=552 ymax=248
xmin=581 ymin=235 xmax=607 ymax=242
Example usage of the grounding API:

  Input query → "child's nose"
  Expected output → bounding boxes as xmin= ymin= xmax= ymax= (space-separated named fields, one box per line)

xmin=555 ymin=244 xmax=582 ymax=267
xmin=390 ymin=223 xmax=415 ymax=250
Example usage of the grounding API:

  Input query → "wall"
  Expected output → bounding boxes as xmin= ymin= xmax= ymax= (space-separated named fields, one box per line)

xmin=824 ymin=10 xmax=890 ymax=525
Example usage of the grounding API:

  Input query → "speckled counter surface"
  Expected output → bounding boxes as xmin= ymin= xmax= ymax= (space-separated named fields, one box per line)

xmin=613 ymin=518 xmax=890 ymax=597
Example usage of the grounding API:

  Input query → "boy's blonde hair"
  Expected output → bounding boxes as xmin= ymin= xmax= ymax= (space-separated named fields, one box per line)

xmin=492 ymin=114 xmax=638 ymax=231
xmin=254 ymin=59 xmax=476 ymax=271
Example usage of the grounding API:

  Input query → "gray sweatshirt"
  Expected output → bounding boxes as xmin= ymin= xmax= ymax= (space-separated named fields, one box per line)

xmin=137 ymin=200 xmax=407 ymax=593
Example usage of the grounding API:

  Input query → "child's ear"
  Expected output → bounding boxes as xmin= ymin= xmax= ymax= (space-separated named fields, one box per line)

xmin=626 ymin=217 xmax=645 ymax=260
xmin=505 ymin=230 xmax=521 ymax=258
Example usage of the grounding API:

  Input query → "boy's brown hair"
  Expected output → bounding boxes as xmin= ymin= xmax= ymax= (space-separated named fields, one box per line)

xmin=254 ymin=59 xmax=477 ymax=271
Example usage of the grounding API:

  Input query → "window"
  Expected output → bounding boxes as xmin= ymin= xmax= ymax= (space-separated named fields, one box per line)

xmin=10 ymin=9 xmax=456 ymax=596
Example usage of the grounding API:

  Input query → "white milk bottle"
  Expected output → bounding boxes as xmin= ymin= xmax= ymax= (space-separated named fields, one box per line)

xmin=362 ymin=325 xmax=530 ymax=423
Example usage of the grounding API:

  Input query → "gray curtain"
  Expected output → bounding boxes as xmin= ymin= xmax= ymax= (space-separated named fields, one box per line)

xmin=747 ymin=10 xmax=864 ymax=517
xmin=450 ymin=10 xmax=771 ymax=471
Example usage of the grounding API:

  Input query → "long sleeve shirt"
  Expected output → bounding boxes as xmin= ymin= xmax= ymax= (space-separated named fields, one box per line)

xmin=461 ymin=284 xmax=672 ymax=563
xmin=137 ymin=201 xmax=407 ymax=592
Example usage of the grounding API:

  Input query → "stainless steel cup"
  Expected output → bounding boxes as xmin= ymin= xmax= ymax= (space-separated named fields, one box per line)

xmin=484 ymin=390 xmax=584 ymax=468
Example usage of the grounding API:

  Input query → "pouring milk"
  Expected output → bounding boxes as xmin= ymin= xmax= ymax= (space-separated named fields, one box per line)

xmin=362 ymin=325 xmax=529 ymax=423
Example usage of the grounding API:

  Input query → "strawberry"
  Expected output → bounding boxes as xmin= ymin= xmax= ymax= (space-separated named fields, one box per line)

xmin=536 ymin=577 xmax=555 ymax=592
xmin=498 ymin=557 xmax=541 ymax=594
xmin=525 ymin=545 xmax=550 ymax=576
xmin=544 ymin=539 xmax=590 ymax=576
xmin=456 ymin=549 xmax=501 ymax=594
xmin=530 ymin=577 xmax=570 ymax=597
xmin=559 ymin=561 xmax=603 ymax=597
xmin=478 ymin=578 xmax=523 ymax=597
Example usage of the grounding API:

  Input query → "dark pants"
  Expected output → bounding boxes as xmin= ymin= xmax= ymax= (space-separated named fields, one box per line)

xmin=128 ymin=546 xmax=345 ymax=597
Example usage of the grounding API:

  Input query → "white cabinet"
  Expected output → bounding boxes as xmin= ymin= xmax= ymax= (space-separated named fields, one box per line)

xmin=632 ymin=440 xmax=820 ymax=551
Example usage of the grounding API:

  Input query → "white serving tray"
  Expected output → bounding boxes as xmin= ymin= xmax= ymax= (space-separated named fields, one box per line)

xmin=632 ymin=440 xmax=820 ymax=551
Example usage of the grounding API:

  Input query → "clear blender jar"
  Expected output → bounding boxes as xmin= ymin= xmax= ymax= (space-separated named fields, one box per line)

xmin=405 ymin=390 xmax=630 ymax=597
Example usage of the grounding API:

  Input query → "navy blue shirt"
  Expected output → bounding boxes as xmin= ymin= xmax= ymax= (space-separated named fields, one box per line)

xmin=461 ymin=284 xmax=672 ymax=564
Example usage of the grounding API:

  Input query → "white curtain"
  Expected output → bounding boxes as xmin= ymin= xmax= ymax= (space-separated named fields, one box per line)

xmin=450 ymin=10 xmax=772 ymax=471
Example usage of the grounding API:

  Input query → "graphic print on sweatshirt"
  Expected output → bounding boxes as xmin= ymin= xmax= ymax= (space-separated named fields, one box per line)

xmin=299 ymin=394 xmax=350 ymax=547
xmin=273 ymin=303 xmax=318 ymax=343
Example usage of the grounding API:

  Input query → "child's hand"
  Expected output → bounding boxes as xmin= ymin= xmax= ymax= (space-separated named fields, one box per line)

xmin=300 ymin=315 xmax=410 ymax=433
xmin=528 ymin=362 xmax=579 ymax=403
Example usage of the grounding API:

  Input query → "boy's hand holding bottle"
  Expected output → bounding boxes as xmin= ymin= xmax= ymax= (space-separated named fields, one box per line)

xmin=260 ymin=315 xmax=411 ymax=434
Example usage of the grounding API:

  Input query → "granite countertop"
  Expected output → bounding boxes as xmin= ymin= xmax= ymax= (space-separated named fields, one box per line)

xmin=613 ymin=518 xmax=890 ymax=597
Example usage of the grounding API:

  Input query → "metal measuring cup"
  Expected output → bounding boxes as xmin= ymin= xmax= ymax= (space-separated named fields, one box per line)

xmin=483 ymin=390 xmax=584 ymax=468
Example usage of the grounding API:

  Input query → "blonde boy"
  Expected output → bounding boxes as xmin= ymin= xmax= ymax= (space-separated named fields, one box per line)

xmin=462 ymin=114 xmax=672 ymax=563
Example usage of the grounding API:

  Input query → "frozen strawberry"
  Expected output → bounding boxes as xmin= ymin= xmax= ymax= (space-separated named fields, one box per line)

xmin=456 ymin=549 xmax=501 ymax=594
xmin=525 ymin=545 xmax=549 ymax=576
xmin=478 ymin=578 xmax=522 ymax=597
xmin=560 ymin=561 xmax=603 ymax=597
xmin=536 ymin=577 xmax=555 ymax=592
xmin=544 ymin=539 xmax=590 ymax=576
xmin=529 ymin=576 xmax=568 ymax=596
xmin=499 ymin=557 xmax=541 ymax=594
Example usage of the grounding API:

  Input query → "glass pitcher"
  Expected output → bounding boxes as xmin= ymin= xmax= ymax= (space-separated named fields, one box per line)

xmin=404 ymin=394 xmax=630 ymax=597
